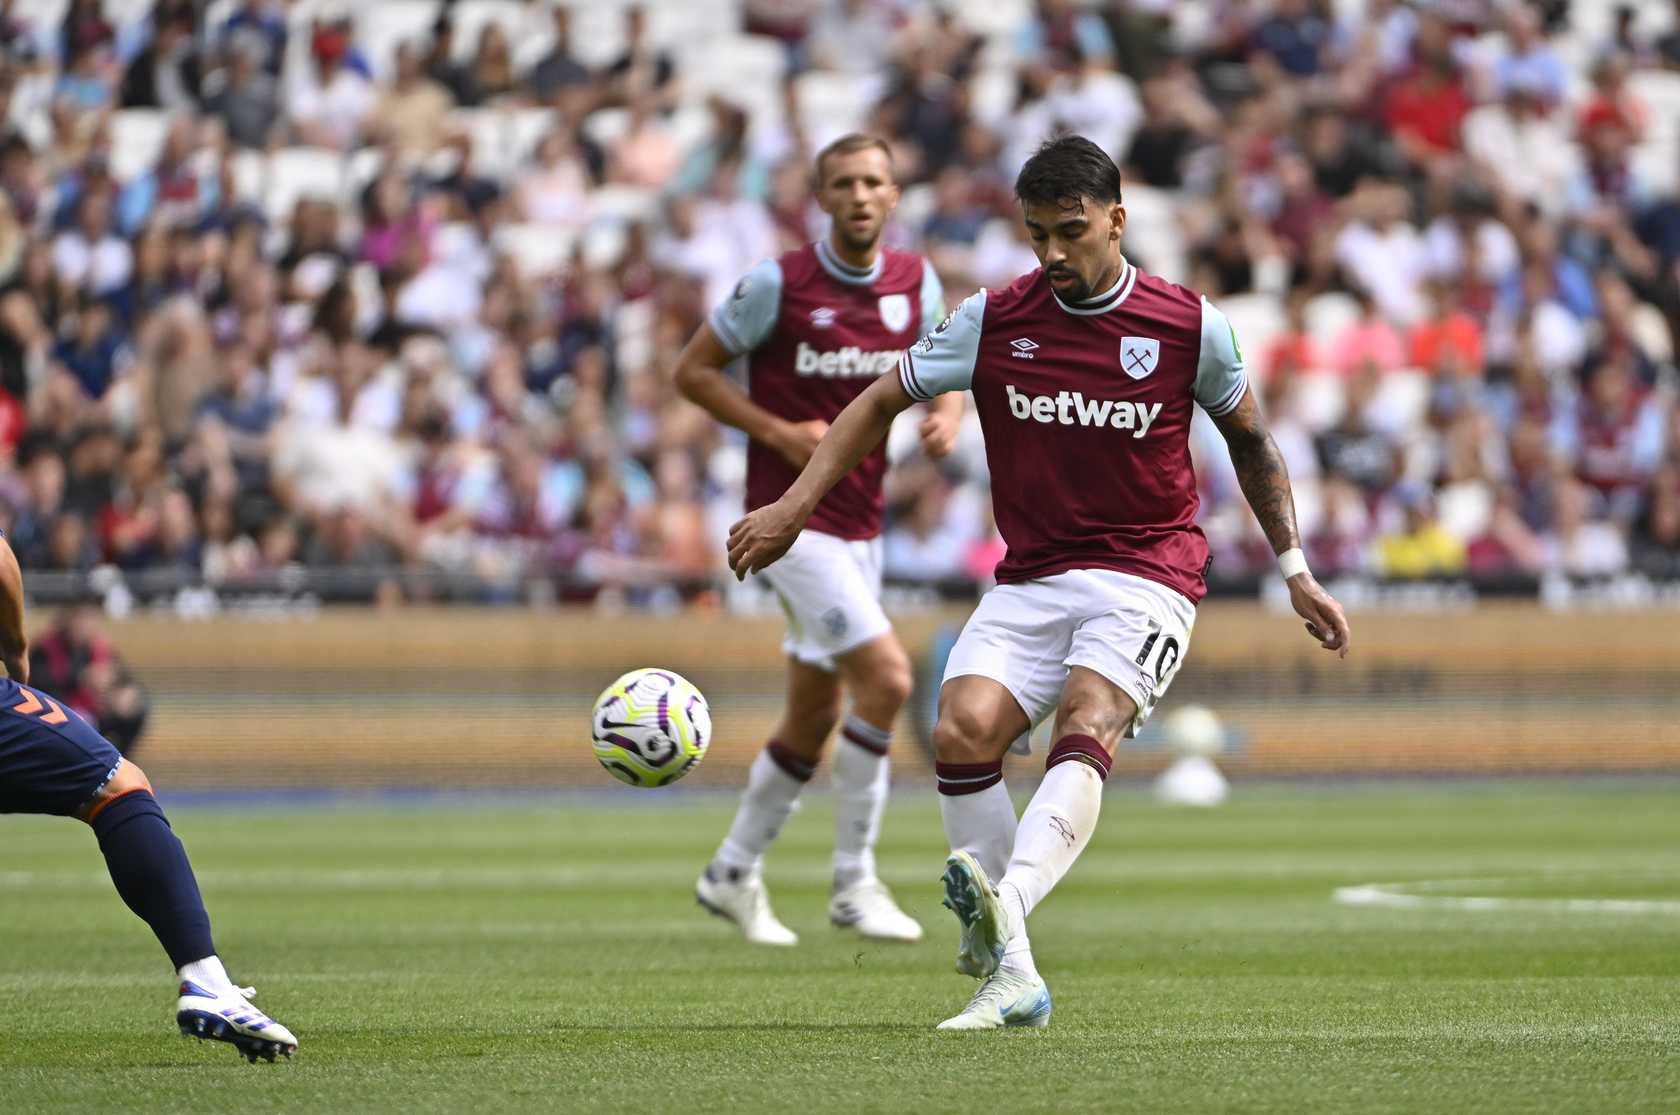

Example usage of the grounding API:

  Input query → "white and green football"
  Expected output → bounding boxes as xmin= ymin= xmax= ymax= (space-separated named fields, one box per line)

xmin=590 ymin=668 xmax=711 ymax=788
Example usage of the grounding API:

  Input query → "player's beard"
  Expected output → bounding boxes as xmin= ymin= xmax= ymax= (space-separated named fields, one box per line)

xmin=1047 ymin=267 xmax=1092 ymax=302
xmin=834 ymin=217 xmax=882 ymax=257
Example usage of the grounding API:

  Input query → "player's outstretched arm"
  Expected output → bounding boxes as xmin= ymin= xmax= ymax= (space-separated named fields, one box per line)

xmin=1211 ymin=389 xmax=1351 ymax=657
xmin=918 ymin=390 xmax=963 ymax=459
xmin=672 ymin=323 xmax=827 ymax=469
xmin=728 ymin=373 xmax=917 ymax=579
xmin=0 ymin=535 xmax=29 ymax=683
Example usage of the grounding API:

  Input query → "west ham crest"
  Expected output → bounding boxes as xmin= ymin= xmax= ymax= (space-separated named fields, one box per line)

xmin=1120 ymin=336 xmax=1160 ymax=380
xmin=877 ymin=293 xmax=911 ymax=333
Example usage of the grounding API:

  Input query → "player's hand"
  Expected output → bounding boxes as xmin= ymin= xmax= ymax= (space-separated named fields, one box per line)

xmin=1288 ymin=573 xmax=1350 ymax=658
xmin=918 ymin=410 xmax=959 ymax=459
xmin=727 ymin=500 xmax=804 ymax=581
xmin=772 ymin=419 xmax=829 ymax=470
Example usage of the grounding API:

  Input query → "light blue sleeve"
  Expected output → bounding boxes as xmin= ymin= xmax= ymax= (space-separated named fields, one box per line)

xmin=707 ymin=258 xmax=783 ymax=355
xmin=919 ymin=259 xmax=946 ymax=337
xmin=899 ymin=289 xmax=986 ymax=400
xmin=1194 ymin=297 xmax=1249 ymax=418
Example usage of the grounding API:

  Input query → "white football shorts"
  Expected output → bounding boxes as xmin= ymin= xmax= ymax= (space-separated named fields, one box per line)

xmin=941 ymin=567 xmax=1196 ymax=752
xmin=756 ymin=529 xmax=891 ymax=672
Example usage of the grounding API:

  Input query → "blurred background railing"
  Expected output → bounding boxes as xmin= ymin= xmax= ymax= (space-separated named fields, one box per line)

xmin=63 ymin=602 xmax=1677 ymax=792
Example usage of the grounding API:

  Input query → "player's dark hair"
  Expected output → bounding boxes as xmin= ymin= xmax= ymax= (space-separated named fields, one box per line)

xmin=1014 ymin=135 xmax=1122 ymax=212
xmin=813 ymin=133 xmax=894 ymax=186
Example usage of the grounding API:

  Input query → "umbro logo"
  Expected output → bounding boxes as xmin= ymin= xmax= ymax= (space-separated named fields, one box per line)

xmin=810 ymin=307 xmax=837 ymax=328
xmin=1009 ymin=337 xmax=1039 ymax=360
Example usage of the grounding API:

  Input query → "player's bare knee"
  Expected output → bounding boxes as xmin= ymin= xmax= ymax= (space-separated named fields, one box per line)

xmin=777 ymin=711 xmax=836 ymax=759
xmin=865 ymin=656 xmax=913 ymax=713
xmin=931 ymin=706 xmax=995 ymax=765
xmin=108 ymin=759 xmax=153 ymax=796
xmin=1057 ymin=697 xmax=1131 ymax=752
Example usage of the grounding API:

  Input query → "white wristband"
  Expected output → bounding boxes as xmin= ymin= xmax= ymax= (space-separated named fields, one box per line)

xmin=1277 ymin=547 xmax=1309 ymax=580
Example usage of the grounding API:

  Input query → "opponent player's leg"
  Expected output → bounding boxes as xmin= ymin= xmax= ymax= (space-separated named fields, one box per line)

xmin=77 ymin=760 xmax=298 ymax=1061
xmin=698 ymin=657 xmax=840 ymax=946
xmin=826 ymin=631 xmax=920 ymax=941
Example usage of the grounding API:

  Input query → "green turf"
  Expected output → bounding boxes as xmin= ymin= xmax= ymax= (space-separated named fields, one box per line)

xmin=2 ymin=782 xmax=1677 ymax=1113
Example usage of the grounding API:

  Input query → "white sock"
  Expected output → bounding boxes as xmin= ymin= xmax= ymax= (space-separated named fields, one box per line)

xmin=178 ymin=955 xmax=235 ymax=995
xmin=713 ymin=745 xmax=811 ymax=876
xmin=996 ymin=759 xmax=1104 ymax=974
xmin=832 ymin=716 xmax=890 ymax=890
xmin=937 ymin=776 xmax=1017 ymax=884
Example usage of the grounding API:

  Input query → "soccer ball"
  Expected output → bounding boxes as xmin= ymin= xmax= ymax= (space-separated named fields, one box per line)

xmin=590 ymin=668 xmax=711 ymax=788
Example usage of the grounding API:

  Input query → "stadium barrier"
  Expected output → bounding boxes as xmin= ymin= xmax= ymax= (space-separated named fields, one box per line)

xmin=74 ymin=602 xmax=1680 ymax=792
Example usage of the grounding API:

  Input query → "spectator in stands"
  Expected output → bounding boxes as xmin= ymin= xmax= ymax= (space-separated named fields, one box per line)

xmin=457 ymin=22 xmax=518 ymax=109
xmin=220 ymin=0 xmax=287 ymax=78
xmin=604 ymin=6 xmax=677 ymax=114
xmin=52 ymin=185 xmax=130 ymax=295
xmin=0 ymin=0 xmax=1670 ymax=606
xmin=1383 ymin=48 xmax=1471 ymax=167
xmin=1376 ymin=483 xmax=1467 ymax=579
xmin=1317 ymin=364 xmax=1399 ymax=499
xmin=528 ymin=6 xmax=594 ymax=115
xmin=1409 ymin=278 xmax=1484 ymax=377
xmin=1574 ymin=357 xmax=1664 ymax=518
xmin=1253 ymin=0 xmax=1331 ymax=79
xmin=1329 ymin=288 xmax=1405 ymax=378
xmin=1124 ymin=66 xmax=1216 ymax=190
xmin=28 ymin=603 xmax=149 ymax=754
xmin=204 ymin=35 xmax=280 ymax=150
xmin=1335 ymin=182 xmax=1428 ymax=324
xmin=1544 ymin=479 xmax=1628 ymax=576
xmin=1463 ymin=73 xmax=1578 ymax=218
xmin=422 ymin=15 xmax=470 ymax=106
xmin=367 ymin=42 xmax=452 ymax=158
xmin=119 ymin=2 xmax=201 ymax=112
xmin=52 ymin=292 xmax=128 ymax=405
xmin=1629 ymin=466 xmax=1680 ymax=577
xmin=285 ymin=17 xmax=374 ymax=151
xmin=1466 ymin=483 xmax=1547 ymax=576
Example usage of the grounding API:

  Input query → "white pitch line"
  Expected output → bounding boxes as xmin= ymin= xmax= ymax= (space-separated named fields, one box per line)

xmin=1334 ymin=880 xmax=1680 ymax=915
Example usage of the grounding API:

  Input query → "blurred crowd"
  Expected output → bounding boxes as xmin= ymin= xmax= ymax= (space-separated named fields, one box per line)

xmin=0 ymin=0 xmax=1678 ymax=607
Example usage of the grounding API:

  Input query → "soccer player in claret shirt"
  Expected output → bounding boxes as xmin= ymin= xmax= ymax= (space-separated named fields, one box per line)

xmin=672 ymin=134 xmax=962 ymax=945
xmin=729 ymin=136 xmax=1351 ymax=1028
xmin=0 ymin=532 xmax=297 ymax=1060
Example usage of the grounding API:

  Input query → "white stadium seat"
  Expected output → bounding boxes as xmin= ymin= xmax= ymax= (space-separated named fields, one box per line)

xmin=1368 ymin=369 xmax=1432 ymax=437
xmin=495 ymin=222 xmax=576 ymax=280
xmin=265 ymin=148 xmax=347 ymax=222
xmin=107 ymin=109 xmax=169 ymax=184
xmin=1120 ymin=184 xmax=1187 ymax=284
xmin=448 ymin=0 xmax=538 ymax=63
xmin=1304 ymin=291 xmax=1360 ymax=344
xmin=588 ymin=186 xmax=659 ymax=224
xmin=1291 ymin=373 xmax=1347 ymax=433
xmin=355 ymin=0 xmax=443 ymax=79
xmin=794 ymin=71 xmax=883 ymax=152
xmin=227 ymin=149 xmax=268 ymax=207
xmin=507 ymin=109 xmax=561 ymax=169
xmin=1219 ymin=292 xmax=1288 ymax=371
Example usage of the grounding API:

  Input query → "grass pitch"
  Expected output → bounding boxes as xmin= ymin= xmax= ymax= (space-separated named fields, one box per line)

xmin=2 ymin=781 xmax=1677 ymax=1113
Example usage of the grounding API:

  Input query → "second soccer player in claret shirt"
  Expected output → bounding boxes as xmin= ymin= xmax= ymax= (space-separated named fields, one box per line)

xmin=673 ymin=134 xmax=962 ymax=946
xmin=728 ymin=135 xmax=1352 ymax=1029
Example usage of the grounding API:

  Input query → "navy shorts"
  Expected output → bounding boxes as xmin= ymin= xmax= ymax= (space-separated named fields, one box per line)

xmin=0 ymin=678 xmax=122 ymax=816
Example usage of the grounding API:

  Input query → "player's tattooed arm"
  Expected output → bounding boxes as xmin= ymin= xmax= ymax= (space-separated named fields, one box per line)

xmin=1213 ymin=389 xmax=1351 ymax=657
xmin=1212 ymin=389 xmax=1299 ymax=555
